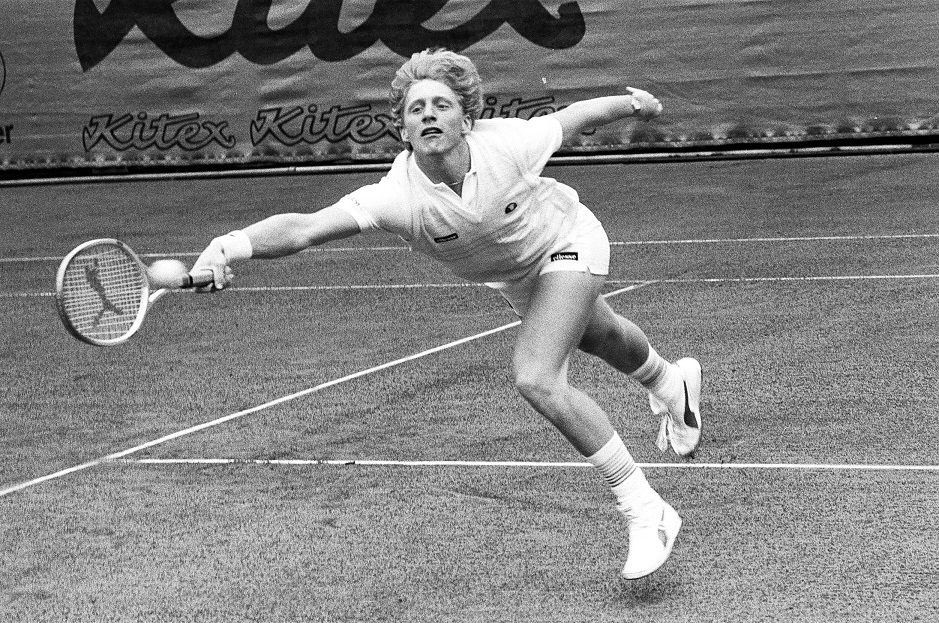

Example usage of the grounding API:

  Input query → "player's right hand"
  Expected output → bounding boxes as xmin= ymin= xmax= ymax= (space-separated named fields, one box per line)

xmin=627 ymin=87 xmax=663 ymax=120
xmin=191 ymin=241 xmax=234 ymax=291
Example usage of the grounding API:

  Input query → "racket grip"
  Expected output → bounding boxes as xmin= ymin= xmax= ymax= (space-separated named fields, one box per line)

xmin=181 ymin=269 xmax=216 ymax=289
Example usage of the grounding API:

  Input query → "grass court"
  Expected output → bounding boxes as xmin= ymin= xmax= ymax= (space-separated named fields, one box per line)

xmin=1 ymin=152 xmax=938 ymax=622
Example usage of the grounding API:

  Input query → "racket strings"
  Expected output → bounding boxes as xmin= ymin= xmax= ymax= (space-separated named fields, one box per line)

xmin=60 ymin=245 xmax=145 ymax=341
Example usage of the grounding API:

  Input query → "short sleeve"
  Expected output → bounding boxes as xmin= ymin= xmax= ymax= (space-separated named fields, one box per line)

xmin=491 ymin=115 xmax=564 ymax=175
xmin=334 ymin=174 xmax=410 ymax=238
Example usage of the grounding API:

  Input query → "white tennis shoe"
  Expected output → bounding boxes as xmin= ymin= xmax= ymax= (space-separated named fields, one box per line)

xmin=651 ymin=357 xmax=703 ymax=457
xmin=619 ymin=497 xmax=682 ymax=580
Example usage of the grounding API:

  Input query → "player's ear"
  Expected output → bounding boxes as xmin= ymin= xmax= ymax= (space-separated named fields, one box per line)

xmin=461 ymin=115 xmax=472 ymax=135
xmin=399 ymin=125 xmax=410 ymax=142
xmin=397 ymin=126 xmax=413 ymax=151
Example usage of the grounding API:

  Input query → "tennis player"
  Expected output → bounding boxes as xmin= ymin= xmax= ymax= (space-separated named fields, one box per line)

xmin=193 ymin=49 xmax=702 ymax=580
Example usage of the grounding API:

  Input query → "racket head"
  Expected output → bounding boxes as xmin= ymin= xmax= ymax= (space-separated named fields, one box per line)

xmin=54 ymin=238 xmax=150 ymax=346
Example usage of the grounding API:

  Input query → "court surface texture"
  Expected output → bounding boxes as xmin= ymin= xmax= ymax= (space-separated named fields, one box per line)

xmin=1 ymin=152 xmax=937 ymax=622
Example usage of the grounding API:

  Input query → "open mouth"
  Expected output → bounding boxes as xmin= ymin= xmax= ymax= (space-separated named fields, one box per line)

xmin=421 ymin=127 xmax=443 ymax=137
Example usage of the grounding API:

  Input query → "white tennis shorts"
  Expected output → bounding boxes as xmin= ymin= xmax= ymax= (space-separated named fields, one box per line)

xmin=486 ymin=205 xmax=610 ymax=317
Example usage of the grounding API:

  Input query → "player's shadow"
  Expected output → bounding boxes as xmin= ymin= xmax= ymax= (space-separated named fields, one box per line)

xmin=616 ymin=572 xmax=679 ymax=607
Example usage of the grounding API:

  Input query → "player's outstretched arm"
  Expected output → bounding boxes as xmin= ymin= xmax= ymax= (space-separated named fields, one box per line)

xmin=242 ymin=204 xmax=362 ymax=258
xmin=550 ymin=88 xmax=662 ymax=143
xmin=193 ymin=203 xmax=361 ymax=290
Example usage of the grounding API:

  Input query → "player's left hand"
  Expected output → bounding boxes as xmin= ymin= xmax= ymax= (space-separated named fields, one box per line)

xmin=627 ymin=87 xmax=663 ymax=120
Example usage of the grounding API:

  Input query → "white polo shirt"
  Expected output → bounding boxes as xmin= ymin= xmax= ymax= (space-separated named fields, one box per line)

xmin=336 ymin=115 xmax=594 ymax=283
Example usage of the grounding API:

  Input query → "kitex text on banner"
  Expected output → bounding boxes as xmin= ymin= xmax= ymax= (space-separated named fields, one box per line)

xmin=0 ymin=0 xmax=937 ymax=171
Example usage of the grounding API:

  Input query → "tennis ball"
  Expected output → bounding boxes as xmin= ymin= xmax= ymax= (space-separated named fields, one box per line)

xmin=147 ymin=259 xmax=188 ymax=289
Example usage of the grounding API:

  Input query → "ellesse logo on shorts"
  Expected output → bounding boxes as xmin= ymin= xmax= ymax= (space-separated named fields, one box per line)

xmin=434 ymin=233 xmax=459 ymax=243
xmin=550 ymin=252 xmax=579 ymax=262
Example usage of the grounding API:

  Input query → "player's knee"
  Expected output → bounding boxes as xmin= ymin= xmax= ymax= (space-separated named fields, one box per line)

xmin=514 ymin=364 xmax=561 ymax=408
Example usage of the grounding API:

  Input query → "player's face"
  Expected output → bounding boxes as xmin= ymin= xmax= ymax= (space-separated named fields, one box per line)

xmin=401 ymin=79 xmax=471 ymax=157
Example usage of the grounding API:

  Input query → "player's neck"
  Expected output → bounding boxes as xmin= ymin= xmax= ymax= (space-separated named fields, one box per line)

xmin=415 ymin=139 xmax=471 ymax=188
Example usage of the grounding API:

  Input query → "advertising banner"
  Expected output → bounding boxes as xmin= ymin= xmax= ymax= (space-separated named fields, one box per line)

xmin=0 ymin=0 xmax=937 ymax=172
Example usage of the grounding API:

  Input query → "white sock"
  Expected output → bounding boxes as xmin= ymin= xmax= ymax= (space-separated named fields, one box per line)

xmin=586 ymin=433 xmax=659 ymax=510
xmin=629 ymin=346 xmax=684 ymax=414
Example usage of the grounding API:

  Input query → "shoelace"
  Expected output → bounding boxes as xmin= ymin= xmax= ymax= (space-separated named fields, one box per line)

xmin=617 ymin=498 xmax=662 ymax=528
xmin=656 ymin=415 xmax=671 ymax=452
xmin=623 ymin=512 xmax=663 ymax=537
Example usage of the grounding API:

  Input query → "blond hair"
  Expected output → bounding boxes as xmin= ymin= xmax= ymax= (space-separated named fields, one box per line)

xmin=389 ymin=49 xmax=484 ymax=133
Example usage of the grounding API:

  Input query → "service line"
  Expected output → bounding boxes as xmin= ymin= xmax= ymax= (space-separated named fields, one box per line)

xmin=117 ymin=458 xmax=939 ymax=472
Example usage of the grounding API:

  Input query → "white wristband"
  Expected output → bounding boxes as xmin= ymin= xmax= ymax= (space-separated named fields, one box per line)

xmin=214 ymin=230 xmax=253 ymax=261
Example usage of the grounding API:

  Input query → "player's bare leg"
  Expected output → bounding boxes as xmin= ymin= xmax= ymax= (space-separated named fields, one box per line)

xmin=513 ymin=271 xmax=612 ymax=454
xmin=579 ymin=297 xmax=703 ymax=457
xmin=512 ymin=271 xmax=680 ymax=579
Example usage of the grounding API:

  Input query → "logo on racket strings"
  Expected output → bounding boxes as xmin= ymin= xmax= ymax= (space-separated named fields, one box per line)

xmin=84 ymin=259 xmax=125 ymax=327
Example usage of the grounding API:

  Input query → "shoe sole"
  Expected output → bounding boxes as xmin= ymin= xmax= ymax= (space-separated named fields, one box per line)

xmin=621 ymin=502 xmax=683 ymax=580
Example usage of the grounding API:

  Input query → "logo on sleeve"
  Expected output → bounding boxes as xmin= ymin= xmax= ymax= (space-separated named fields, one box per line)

xmin=550 ymin=252 xmax=579 ymax=262
xmin=434 ymin=233 xmax=459 ymax=244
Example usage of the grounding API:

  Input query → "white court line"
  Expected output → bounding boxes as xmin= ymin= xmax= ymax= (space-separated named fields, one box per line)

xmin=207 ymin=274 xmax=939 ymax=288
xmin=0 ymin=283 xmax=483 ymax=299
xmin=0 ymin=247 xmax=407 ymax=263
xmin=610 ymin=273 xmax=939 ymax=285
xmin=4 ymin=273 xmax=939 ymax=300
xmin=119 ymin=458 xmax=939 ymax=472
xmin=0 ymin=281 xmax=653 ymax=498
xmin=2 ymin=232 xmax=937 ymax=263
xmin=612 ymin=233 xmax=939 ymax=246
xmin=214 ymin=283 xmax=481 ymax=291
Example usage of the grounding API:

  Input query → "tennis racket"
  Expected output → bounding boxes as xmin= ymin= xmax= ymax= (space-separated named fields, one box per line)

xmin=54 ymin=238 xmax=214 ymax=346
